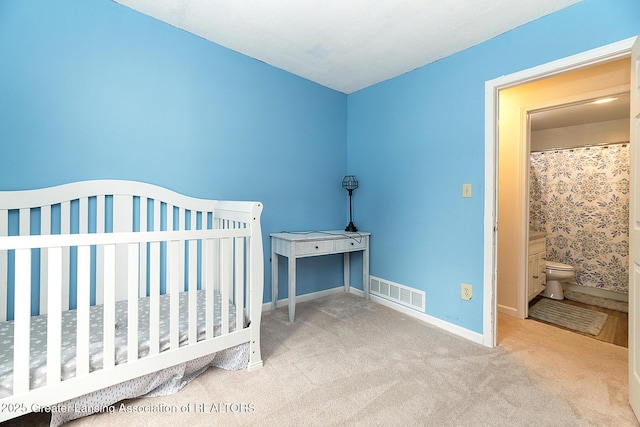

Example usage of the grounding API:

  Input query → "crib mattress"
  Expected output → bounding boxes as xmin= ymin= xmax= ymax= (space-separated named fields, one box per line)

xmin=0 ymin=290 xmax=239 ymax=398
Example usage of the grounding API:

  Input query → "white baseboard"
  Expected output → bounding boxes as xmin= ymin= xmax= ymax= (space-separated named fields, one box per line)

xmin=498 ymin=304 xmax=520 ymax=317
xmin=361 ymin=290 xmax=484 ymax=345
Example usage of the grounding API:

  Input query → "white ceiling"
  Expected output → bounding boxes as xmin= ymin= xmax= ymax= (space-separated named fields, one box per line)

xmin=114 ymin=0 xmax=582 ymax=94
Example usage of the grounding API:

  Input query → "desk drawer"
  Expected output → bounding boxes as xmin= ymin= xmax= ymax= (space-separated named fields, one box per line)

xmin=335 ymin=237 xmax=366 ymax=252
xmin=296 ymin=240 xmax=334 ymax=255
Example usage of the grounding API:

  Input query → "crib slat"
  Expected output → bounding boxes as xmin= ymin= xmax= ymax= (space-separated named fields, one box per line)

xmin=149 ymin=241 xmax=160 ymax=356
xmin=13 ymin=249 xmax=31 ymax=394
xmin=96 ymin=195 xmax=105 ymax=233
xmin=212 ymin=230 xmax=219 ymax=291
xmin=0 ymin=210 xmax=6 ymax=237
xmin=178 ymin=233 xmax=185 ymax=293
xmin=189 ymin=210 xmax=195 ymax=231
xmin=18 ymin=207 xmax=30 ymax=325
xmin=19 ymin=208 xmax=29 ymax=236
xmin=176 ymin=208 xmax=183 ymax=232
xmin=169 ymin=240 xmax=179 ymax=349
xmin=61 ymin=201 xmax=70 ymax=311
xmin=39 ymin=205 xmax=51 ymax=315
xmin=60 ymin=201 xmax=70 ymax=234
xmin=139 ymin=197 xmax=148 ymax=232
xmin=76 ymin=246 xmax=91 ymax=377
xmin=127 ymin=243 xmax=139 ymax=362
xmin=95 ymin=196 xmax=105 ymax=306
xmin=138 ymin=198 xmax=148 ymax=298
xmin=79 ymin=197 xmax=88 ymax=234
xmin=78 ymin=198 xmax=89 ymax=339
xmin=204 ymin=239 xmax=214 ymax=340
xmin=149 ymin=199 xmax=160 ymax=301
xmin=188 ymin=239 xmax=197 ymax=344
xmin=244 ymin=235 xmax=252 ymax=322
xmin=41 ymin=204 xmax=51 ymax=234
xmin=235 ymin=237 xmax=244 ymax=331
xmin=103 ymin=245 xmax=116 ymax=370
xmin=166 ymin=204 xmax=174 ymax=232
xmin=46 ymin=247 xmax=62 ymax=386
xmin=0 ymin=209 xmax=8 ymax=322
xmin=221 ymin=237 xmax=230 ymax=335
xmin=114 ymin=196 xmax=132 ymax=302
xmin=153 ymin=199 xmax=160 ymax=231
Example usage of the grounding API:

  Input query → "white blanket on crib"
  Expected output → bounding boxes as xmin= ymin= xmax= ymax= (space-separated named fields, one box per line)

xmin=0 ymin=290 xmax=238 ymax=397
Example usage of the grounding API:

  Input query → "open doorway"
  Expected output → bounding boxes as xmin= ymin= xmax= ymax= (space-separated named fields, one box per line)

xmin=496 ymin=58 xmax=630 ymax=322
xmin=484 ymin=33 xmax=640 ymax=421
xmin=525 ymin=94 xmax=630 ymax=347
xmin=482 ymin=36 xmax=636 ymax=348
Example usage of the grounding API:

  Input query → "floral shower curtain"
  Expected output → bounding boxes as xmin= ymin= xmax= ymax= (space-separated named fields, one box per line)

xmin=529 ymin=143 xmax=629 ymax=294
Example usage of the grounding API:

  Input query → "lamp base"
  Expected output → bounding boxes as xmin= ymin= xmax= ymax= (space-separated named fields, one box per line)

xmin=345 ymin=222 xmax=358 ymax=232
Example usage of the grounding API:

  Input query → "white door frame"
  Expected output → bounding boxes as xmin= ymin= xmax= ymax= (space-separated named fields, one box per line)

xmin=483 ymin=36 xmax=637 ymax=348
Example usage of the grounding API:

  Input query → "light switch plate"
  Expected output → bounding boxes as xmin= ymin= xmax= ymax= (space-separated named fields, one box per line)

xmin=462 ymin=184 xmax=472 ymax=198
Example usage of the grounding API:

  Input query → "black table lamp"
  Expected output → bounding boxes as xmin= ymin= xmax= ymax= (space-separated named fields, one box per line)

xmin=342 ymin=175 xmax=358 ymax=232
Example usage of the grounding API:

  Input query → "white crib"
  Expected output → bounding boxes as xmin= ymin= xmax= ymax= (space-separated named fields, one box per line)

xmin=0 ymin=180 xmax=263 ymax=424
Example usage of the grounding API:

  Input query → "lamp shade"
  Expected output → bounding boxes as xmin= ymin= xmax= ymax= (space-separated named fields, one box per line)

xmin=342 ymin=175 xmax=358 ymax=191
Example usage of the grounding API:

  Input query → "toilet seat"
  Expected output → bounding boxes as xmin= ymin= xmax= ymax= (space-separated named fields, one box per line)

xmin=546 ymin=260 xmax=574 ymax=271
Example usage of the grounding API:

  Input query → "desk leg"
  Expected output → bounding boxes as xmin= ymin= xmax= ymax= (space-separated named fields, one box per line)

xmin=343 ymin=253 xmax=350 ymax=294
xmin=363 ymin=238 xmax=370 ymax=299
xmin=288 ymin=256 xmax=296 ymax=322
xmin=272 ymin=251 xmax=278 ymax=312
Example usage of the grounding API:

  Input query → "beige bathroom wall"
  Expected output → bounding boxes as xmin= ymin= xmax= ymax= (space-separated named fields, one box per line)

xmin=497 ymin=58 xmax=630 ymax=317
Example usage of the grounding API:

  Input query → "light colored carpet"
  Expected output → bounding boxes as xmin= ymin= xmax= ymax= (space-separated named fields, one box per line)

xmin=5 ymin=293 xmax=638 ymax=426
xmin=528 ymin=298 xmax=608 ymax=336
xmin=564 ymin=289 xmax=629 ymax=313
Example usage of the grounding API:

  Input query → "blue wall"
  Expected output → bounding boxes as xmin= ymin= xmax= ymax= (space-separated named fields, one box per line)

xmin=347 ymin=0 xmax=640 ymax=333
xmin=0 ymin=0 xmax=348 ymax=303
xmin=1 ymin=0 xmax=639 ymax=334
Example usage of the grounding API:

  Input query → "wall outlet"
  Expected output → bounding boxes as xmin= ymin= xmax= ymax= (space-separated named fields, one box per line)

xmin=461 ymin=283 xmax=473 ymax=300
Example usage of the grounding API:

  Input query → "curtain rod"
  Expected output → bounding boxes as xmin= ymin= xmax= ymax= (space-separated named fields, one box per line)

xmin=531 ymin=140 xmax=629 ymax=153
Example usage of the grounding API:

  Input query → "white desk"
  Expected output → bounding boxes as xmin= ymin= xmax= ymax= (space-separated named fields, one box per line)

xmin=271 ymin=231 xmax=370 ymax=322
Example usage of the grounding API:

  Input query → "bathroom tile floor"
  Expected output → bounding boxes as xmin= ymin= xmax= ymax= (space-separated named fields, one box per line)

xmin=529 ymin=296 xmax=628 ymax=348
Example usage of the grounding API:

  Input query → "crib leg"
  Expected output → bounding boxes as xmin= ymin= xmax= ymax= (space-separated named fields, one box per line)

xmin=247 ymin=337 xmax=263 ymax=371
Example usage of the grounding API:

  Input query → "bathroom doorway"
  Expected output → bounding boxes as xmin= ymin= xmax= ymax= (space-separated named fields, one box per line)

xmin=525 ymin=95 xmax=630 ymax=347
xmin=494 ymin=57 xmax=631 ymax=322
xmin=484 ymin=34 xmax=640 ymax=419
xmin=482 ymin=37 xmax=637 ymax=350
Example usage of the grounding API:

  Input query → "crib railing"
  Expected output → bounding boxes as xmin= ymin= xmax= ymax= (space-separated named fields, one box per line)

xmin=0 ymin=181 xmax=262 ymax=320
xmin=0 ymin=227 xmax=255 ymax=401
xmin=0 ymin=181 xmax=264 ymax=421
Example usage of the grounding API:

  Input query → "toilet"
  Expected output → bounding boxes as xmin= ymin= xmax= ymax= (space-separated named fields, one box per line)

xmin=542 ymin=261 xmax=575 ymax=300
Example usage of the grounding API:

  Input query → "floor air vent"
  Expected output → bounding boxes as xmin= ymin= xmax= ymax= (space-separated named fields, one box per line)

xmin=370 ymin=276 xmax=425 ymax=312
